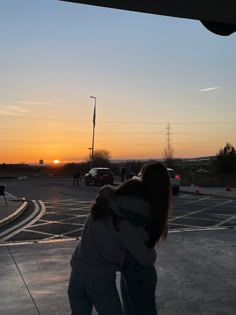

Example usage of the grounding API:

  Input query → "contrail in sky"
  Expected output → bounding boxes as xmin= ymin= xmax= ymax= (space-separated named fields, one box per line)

xmin=200 ymin=86 xmax=221 ymax=92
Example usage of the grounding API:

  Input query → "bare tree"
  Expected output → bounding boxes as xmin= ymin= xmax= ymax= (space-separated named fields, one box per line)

xmin=93 ymin=149 xmax=111 ymax=167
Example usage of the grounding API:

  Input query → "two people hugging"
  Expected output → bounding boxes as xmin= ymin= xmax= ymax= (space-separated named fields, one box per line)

xmin=68 ymin=161 xmax=171 ymax=315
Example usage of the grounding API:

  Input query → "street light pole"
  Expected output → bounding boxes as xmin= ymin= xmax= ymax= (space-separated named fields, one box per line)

xmin=88 ymin=147 xmax=92 ymax=168
xmin=90 ymin=96 xmax=96 ymax=168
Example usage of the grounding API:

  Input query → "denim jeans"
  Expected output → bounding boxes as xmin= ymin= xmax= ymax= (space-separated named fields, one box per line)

xmin=120 ymin=260 xmax=158 ymax=315
xmin=68 ymin=268 xmax=124 ymax=315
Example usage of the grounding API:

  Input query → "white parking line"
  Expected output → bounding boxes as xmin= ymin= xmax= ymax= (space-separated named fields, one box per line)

xmin=2 ymin=196 xmax=235 ymax=244
xmin=170 ymin=199 xmax=233 ymax=222
xmin=169 ymin=226 xmax=228 ymax=233
xmin=179 ymin=196 xmax=210 ymax=204
xmin=215 ymin=214 xmax=236 ymax=226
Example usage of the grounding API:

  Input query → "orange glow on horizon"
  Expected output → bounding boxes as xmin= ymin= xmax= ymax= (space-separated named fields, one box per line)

xmin=0 ymin=131 xmax=228 ymax=164
xmin=0 ymin=143 xmax=222 ymax=164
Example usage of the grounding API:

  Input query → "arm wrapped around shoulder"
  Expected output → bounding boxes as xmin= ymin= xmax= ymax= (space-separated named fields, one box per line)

xmin=91 ymin=185 xmax=117 ymax=220
xmin=98 ymin=185 xmax=116 ymax=198
xmin=109 ymin=195 xmax=150 ymax=226
xmin=95 ymin=185 xmax=116 ymax=210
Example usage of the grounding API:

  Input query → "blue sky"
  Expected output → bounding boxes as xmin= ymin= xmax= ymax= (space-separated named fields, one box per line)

xmin=1 ymin=0 xmax=236 ymax=163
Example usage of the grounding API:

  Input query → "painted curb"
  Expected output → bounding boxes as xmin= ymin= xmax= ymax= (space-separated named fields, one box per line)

xmin=0 ymin=201 xmax=28 ymax=227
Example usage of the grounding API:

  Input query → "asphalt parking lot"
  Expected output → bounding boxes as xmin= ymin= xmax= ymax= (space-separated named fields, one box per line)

xmin=0 ymin=190 xmax=236 ymax=315
xmin=170 ymin=194 xmax=236 ymax=231
xmin=2 ymin=193 xmax=236 ymax=242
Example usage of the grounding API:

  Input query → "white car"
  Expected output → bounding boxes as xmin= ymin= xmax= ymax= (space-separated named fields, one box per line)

xmin=167 ymin=168 xmax=181 ymax=195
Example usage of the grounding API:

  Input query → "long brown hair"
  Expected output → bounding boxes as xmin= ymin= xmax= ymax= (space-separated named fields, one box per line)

xmin=141 ymin=162 xmax=171 ymax=245
xmin=115 ymin=162 xmax=171 ymax=247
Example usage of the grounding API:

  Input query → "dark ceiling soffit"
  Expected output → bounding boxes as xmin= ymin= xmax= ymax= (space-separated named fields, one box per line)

xmin=60 ymin=0 xmax=236 ymax=25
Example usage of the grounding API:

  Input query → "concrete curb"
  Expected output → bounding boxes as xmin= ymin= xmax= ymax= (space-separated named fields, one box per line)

xmin=0 ymin=201 xmax=28 ymax=227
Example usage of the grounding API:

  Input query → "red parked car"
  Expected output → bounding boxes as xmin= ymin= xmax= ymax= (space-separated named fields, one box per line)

xmin=84 ymin=167 xmax=114 ymax=186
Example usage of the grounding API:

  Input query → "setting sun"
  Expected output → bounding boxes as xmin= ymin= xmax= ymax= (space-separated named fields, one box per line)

xmin=53 ymin=160 xmax=60 ymax=164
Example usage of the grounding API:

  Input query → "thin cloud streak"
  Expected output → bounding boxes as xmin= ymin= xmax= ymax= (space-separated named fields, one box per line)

xmin=17 ymin=100 xmax=53 ymax=106
xmin=0 ymin=105 xmax=29 ymax=117
xmin=199 ymin=86 xmax=221 ymax=92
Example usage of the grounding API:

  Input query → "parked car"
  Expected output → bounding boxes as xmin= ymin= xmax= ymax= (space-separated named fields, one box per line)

xmin=84 ymin=167 xmax=114 ymax=186
xmin=167 ymin=168 xmax=181 ymax=195
xmin=133 ymin=167 xmax=181 ymax=195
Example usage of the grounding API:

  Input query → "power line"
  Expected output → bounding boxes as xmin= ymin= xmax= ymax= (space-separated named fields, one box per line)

xmin=1 ymin=120 xmax=236 ymax=126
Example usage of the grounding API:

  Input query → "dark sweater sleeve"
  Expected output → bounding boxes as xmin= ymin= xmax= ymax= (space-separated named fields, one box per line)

xmin=117 ymin=221 xmax=156 ymax=266
xmin=109 ymin=196 xmax=150 ymax=227
xmin=115 ymin=179 xmax=147 ymax=198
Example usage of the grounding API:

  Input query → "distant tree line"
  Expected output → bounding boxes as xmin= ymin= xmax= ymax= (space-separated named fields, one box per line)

xmin=213 ymin=142 xmax=236 ymax=174
xmin=2 ymin=143 xmax=236 ymax=177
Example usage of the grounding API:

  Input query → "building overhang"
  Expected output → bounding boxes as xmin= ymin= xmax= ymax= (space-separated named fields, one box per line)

xmin=60 ymin=0 xmax=236 ymax=36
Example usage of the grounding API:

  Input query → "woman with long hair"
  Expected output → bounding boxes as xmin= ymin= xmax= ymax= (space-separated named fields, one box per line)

xmin=101 ymin=161 xmax=171 ymax=314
